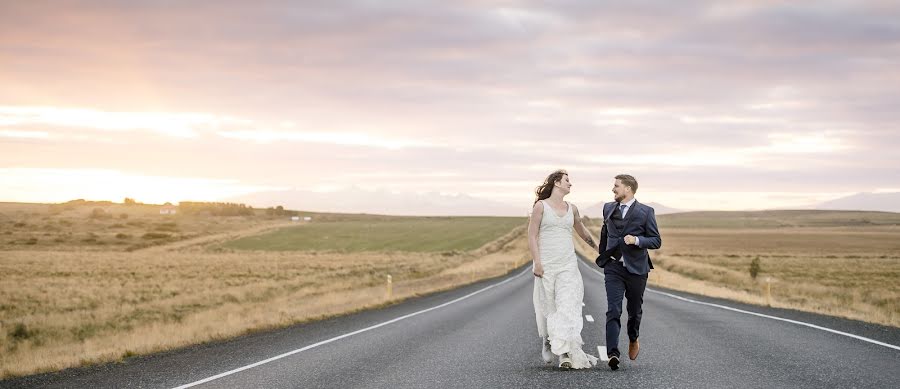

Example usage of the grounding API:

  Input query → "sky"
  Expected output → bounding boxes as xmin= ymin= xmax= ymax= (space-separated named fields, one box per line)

xmin=1 ymin=0 xmax=899 ymax=212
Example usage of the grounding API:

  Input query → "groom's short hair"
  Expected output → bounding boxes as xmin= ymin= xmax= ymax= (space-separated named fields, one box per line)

xmin=615 ymin=174 xmax=638 ymax=193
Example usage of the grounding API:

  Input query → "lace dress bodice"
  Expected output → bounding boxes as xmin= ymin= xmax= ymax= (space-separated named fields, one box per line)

xmin=538 ymin=200 xmax=577 ymax=271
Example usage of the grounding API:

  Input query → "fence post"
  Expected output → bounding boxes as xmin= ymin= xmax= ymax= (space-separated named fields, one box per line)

xmin=765 ymin=277 xmax=772 ymax=306
xmin=386 ymin=275 xmax=393 ymax=300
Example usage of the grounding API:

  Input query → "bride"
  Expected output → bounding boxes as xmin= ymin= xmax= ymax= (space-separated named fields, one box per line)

xmin=529 ymin=169 xmax=599 ymax=369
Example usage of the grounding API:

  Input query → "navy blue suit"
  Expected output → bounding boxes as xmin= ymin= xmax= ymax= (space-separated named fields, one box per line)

xmin=596 ymin=200 xmax=661 ymax=356
xmin=597 ymin=200 xmax=661 ymax=275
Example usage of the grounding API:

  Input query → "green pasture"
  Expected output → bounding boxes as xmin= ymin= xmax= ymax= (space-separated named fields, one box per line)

xmin=221 ymin=216 xmax=525 ymax=252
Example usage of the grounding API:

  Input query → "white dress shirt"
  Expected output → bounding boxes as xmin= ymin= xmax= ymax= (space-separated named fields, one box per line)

xmin=617 ymin=198 xmax=639 ymax=262
xmin=619 ymin=198 xmax=636 ymax=218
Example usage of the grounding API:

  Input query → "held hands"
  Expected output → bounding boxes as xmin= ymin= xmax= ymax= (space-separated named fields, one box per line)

xmin=624 ymin=235 xmax=637 ymax=245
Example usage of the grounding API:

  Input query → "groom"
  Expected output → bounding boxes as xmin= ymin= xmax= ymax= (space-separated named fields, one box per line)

xmin=595 ymin=174 xmax=661 ymax=370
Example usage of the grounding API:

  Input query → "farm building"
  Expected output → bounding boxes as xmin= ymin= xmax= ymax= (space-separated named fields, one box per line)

xmin=159 ymin=204 xmax=177 ymax=215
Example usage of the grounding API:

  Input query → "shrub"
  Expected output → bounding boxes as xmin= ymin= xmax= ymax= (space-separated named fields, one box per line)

xmin=115 ymin=233 xmax=132 ymax=239
xmin=10 ymin=323 xmax=33 ymax=340
xmin=154 ymin=222 xmax=179 ymax=232
xmin=25 ymin=238 xmax=38 ymax=245
xmin=749 ymin=256 xmax=761 ymax=279
xmin=142 ymin=232 xmax=171 ymax=240
xmin=89 ymin=208 xmax=110 ymax=219
xmin=179 ymin=201 xmax=254 ymax=216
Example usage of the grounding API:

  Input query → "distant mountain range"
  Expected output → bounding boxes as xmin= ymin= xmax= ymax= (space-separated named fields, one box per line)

xmin=224 ymin=189 xmax=900 ymax=216
xmin=224 ymin=188 xmax=528 ymax=217
xmin=815 ymin=192 xmax=900 ymax=213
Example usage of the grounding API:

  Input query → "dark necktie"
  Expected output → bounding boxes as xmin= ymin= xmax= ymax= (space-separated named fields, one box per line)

xmin=617 ymin=203 xmax=628 ymax=262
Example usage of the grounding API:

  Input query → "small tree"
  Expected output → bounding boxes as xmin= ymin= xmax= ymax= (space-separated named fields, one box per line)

xmin=749 ymin=256 xmax=761 ymax=279
xmin=124 ymin=197 xmax=137 ymax=206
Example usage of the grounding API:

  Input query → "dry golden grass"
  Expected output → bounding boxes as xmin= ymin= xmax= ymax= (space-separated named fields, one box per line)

xmin=0 ymin=201 xmax=288 ymax=252
xmin=575 ymin=219 xmax=900 ymax=328
xmin=0 ymin=217 xmax=529 ymax=379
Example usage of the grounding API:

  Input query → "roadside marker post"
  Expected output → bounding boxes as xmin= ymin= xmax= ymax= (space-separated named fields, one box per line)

xmin=387 ymin=275 xmax=393 ymax=300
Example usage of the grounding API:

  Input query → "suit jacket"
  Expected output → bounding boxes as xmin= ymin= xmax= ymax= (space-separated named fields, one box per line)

xmin=595 ymin=200 xmax=661 ymax=275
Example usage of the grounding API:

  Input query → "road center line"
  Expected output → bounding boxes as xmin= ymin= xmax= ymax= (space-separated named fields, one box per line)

xmin=578 ymin=260 xmax=900 ymax=352
xmin=171 ymin=268 xmax=531 ymax=389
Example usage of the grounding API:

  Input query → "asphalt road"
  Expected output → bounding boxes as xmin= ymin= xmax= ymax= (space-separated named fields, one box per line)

xmin=4 ymin=259 xmax=899 ymax=388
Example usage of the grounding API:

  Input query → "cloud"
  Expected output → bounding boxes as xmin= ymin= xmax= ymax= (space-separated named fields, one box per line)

xmin=0 ymin=1 xmax=898 ymax=210
xmin=0 ymin=129 xmax=50 ymax=139
xmin=216 ymin=129 xmax=432 ymax=149
xmin=0 ymin=106 xmax=248 ymax=138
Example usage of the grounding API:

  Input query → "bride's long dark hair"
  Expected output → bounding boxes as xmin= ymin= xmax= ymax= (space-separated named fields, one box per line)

xmin=534 ymin=169 xmax=568 ymax=205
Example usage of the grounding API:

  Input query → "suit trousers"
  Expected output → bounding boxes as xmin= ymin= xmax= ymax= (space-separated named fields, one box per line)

xmin=604 ymin=259 xmax=648 ymax=355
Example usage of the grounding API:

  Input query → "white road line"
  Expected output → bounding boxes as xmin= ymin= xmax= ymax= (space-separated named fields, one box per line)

xmin=585 ymin=314 xmax=595 ymax=323
xmin=578 ymin=260 xmax=900 ymax=352
xmin=171 ymin=268 xmax=531 ymax=389
xmin=647 ymin=289 xmax=900 ymax=351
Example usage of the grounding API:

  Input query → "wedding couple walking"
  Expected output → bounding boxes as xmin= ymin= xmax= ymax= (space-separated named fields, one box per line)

xmin=528 ymin=170 xmax=661 ymax=370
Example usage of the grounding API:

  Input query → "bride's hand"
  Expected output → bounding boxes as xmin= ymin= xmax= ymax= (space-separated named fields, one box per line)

xmin=533 ymin=262 xmax=544 ymax=278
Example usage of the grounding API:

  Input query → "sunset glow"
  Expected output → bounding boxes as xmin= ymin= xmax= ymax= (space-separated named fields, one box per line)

xmin=0 ymin=168 xmax=281 ymax=205
xmin=1 ymin=1 xmax=898 ymax=213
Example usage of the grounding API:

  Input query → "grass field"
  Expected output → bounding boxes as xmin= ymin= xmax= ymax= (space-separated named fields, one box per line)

xmin=0 ymin=201 xmax=529 ymax=379
xmin=221 ymin=217 xmax=525 ymax=252
xmin=657 ymin=209 xmax=900 ymax=229
xmin=0 ymin=201 xmax=282 ymax=252
xmin=578 ymin=210 xmax=900 ymax=327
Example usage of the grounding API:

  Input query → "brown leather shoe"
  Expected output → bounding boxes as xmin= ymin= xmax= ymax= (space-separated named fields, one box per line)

xmin=628 ymin=339 xmax=640 ymax=360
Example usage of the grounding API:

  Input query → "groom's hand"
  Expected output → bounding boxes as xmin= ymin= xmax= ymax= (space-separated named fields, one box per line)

xmin=624 ymin=235 xmax=637 ymax=245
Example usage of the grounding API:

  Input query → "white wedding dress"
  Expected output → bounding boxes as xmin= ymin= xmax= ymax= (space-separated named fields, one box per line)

xmin=533 ymin=200 xmax=598 ymax=369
